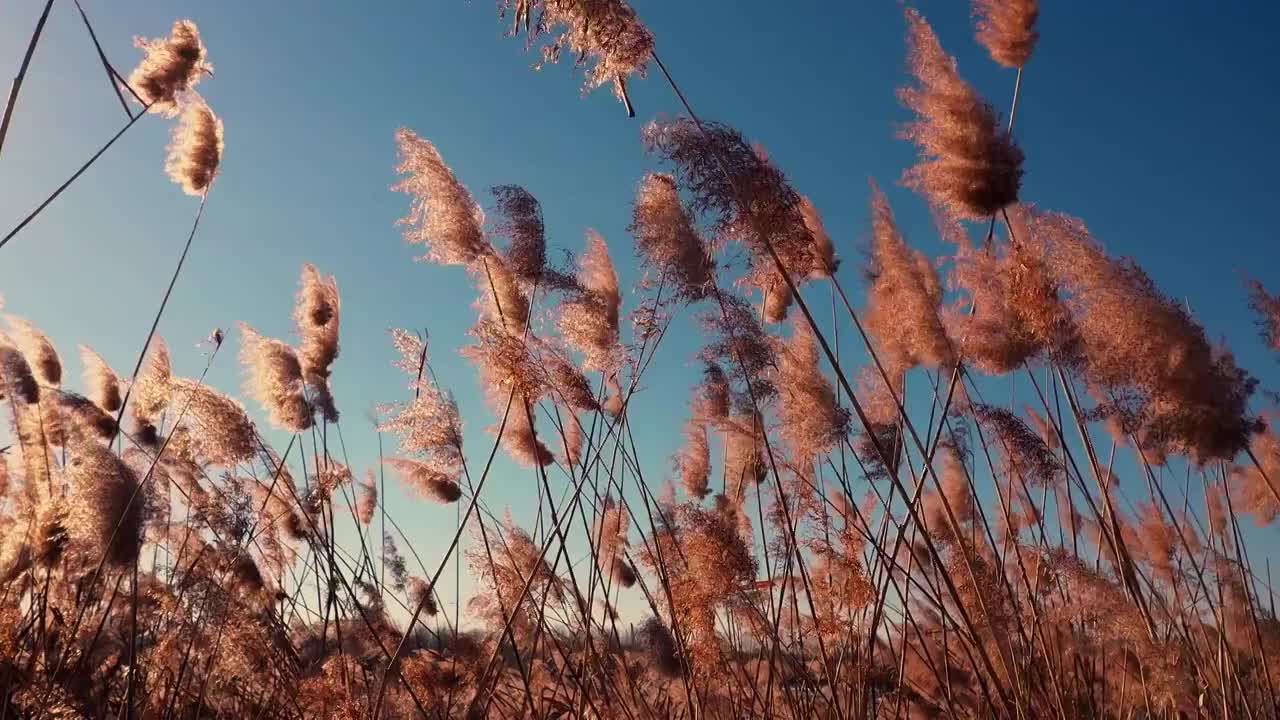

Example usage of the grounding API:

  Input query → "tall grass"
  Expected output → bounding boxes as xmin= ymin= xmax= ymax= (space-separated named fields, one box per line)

xmin=1 ymin=1 xmax=1278 ymax=718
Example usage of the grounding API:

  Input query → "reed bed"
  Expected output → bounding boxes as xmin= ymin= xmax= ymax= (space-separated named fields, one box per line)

xmin=0 ymin=1 xmax=1277 ymax=718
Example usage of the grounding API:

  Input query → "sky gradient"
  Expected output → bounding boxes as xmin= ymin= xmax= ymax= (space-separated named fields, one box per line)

xmin=1 ymin=0 xmax=1278 ymax=619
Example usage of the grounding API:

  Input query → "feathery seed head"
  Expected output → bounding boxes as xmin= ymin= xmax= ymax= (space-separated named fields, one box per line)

xmin=393 ymin=129 xmax=491 ymax=266
xmin=630 ymin=172 xmax=715 ymax=301
xmin=165 ymin=98 xmax=223 ymax=196
xmin=385 ymin=457 xmax=463 ymax=504
xmin=5 ymin=317 xmax=61 ymax=386
xmin=491 ymin=185 xmax=546 ymax=283
xmin=128 ymin=19 xmax=212 ymax=116
xmin=865 ymin=183 xmax=954 ymax=371
xmin=974 ymin=0 xmax=1039 ymax=68
xmin=676 ymin=419 xmax=711 ymax=500
xmin=356 ymin=469 xmax=378 ymax=525
xmin=238 ymin=324 xmax=313 ymax=432
xmin=0 ymin=343 xmax=39 ymax=405
xmin=513 ymin=0 xmax=654 ymax=114
xmin=899 ymin=9 xmax=1023 ymax=219
xmin=79 ymin=346 xmax=122 ymax=413
xmin=558 ymin=231 xmax=622 ymax=372
xmin=170 ymin=378 xmax=256 ymax=466
xmin=294 ymin=264 xmax=341 ymax=422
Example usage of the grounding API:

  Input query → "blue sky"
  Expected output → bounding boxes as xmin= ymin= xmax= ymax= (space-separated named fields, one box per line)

xmin=1 ymin=0 xmax=1278 ymax=620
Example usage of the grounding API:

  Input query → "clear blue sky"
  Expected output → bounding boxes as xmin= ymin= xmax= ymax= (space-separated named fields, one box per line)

xmin=2 ymin=0 xmax=1278 ymax=617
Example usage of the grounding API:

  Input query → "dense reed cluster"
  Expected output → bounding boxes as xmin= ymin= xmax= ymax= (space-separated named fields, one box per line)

xmin=1 ymin=2 xmax=1277 ymax=719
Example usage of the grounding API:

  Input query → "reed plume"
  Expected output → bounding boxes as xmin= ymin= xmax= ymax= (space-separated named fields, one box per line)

xmin=380 ymin=331 xmax=463 ymax=458
xmin=131 ymin=336 xmax=172 ymax=442
xmin=598 ymin=496 xmax=635 ymax=587
xmin=973 ymin=403 xmax=1060 ymax=486
xmin=676 ymin=418 xmax=711 ymax=499
xmin=560 ymin=411 xmax=583 ymax=468
xmin=293 ymin=264 xmax=341 ymax=422
xmin=468 ymin=516 xmax=563 ymax=638
xmin=1249 ymin=278 xmax=1280 ymax=352
xmin=238 ymin=324 xmax=312 ymax=432
xmin=169 ymin=377 xmax=256 ymax=466
xmin=1235 ymin=416 xmax=1280 ymax=525
xmin=6 ymin=316 xmax=61 ymax=386
xmin=900 ymin=8 xmax=1023 ymax=219
xmin=947 ymin=206 xmax=1073 ymax=373
xmin=385 ymin=456 xmax=463 ymax=504
xmin=558 ymin=230 xmax=622 ymax=372
xmin=463 ymin=320 xmax=553 ymax=465
xmin=475 ymin=252 xmax=531 ymax=331
xmin=491 ymin=185 xmax=546 ymax=284
xmin=864 ymin=182 xmax=953 ymax=373
xmin=1032 ymin=206 xmax=1259 ymax=461
xmin=775 ymin=316 xmax=849 ymax=461
xmin=0 ymin=342 xmax=39 ymax=405
xmin=643 ymin=118 xmax=823 ymax=322
xmin=165 ymin=97 xmax=223 ymax=196
xmin=394 ymin=128 xmax=492 ymax=266
xmin=697 ymin=294 xmax=776 ymax=404
xmin=128 ymin=19 xmax=212 ymax=115
xmin=80 ymin=346 xmax=123 ymax=413
xmin=692 ymin=362 xmax=730 ymax=423
xmin=407 ymin=576 xmax=438 ymax=617
xmin=798 ymin=195 xmax=838 ymax=277
xmin=724 ymin=410 xmax=767 ymax=500
xmin=65 ymin=437 xmax=144 ymax=567
xmin=543 ymin=346 xmax=600 ymax=413
xmin=505 ymin=0 xmax=654 ymax=114
xmin=973 ymin=0 xmax=1039 ymax=68
xmin=356 ymin=469 xmax=378 ymax=525
xmin=630 ymin=172 xmax=715 ymax=301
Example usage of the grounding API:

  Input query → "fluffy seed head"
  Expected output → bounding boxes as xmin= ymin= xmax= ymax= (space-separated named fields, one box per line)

xmin=131 ymin=337 xmax=172 ymax=426
xmin=65 ymin=438 xmax=144 ymax=567
xmin=356 ymin=469 xmax=378 ymax=525
xmin=643 ymin=118 xmax=823 ymax=319
xmin=238 ymin=324 xmax=312 ymax=432
xmin=0 ymin=344 xmax=39 ymax=404
xmin=775 ymin=317 xmax=850 ymax=460
xmin=899 ymin=9 xmax=1023 ymax=219
xmin=724 ymin=411 xmax=767 ymax=501
xmin=798 ymin=196 xmax=838 ymax=278
xmin=864 ymin=183 xmax=953 ymax=372
xmin=630 ymin=172 xmax=715 ymax=301
xmin=79 ymin=346 xmax=122 ymax=413
xmin=946 ymin=207 xmax=1073 ymax=373
xmin=677 ymin=419 xmax=711 ymax=500
xmin=165 ymin=98 xmax=223 ymax=196
xmin=170 ymin=378 xmax=256 ymax=466
xmin=393 ymin=129 xmax=491 ymax=266
xmin=543 ymin=348 xmax=600 ymax=413
xmin=491 ymin=185 xmax=546 ymax=283
xmin=693 ymin=362 xmax=731 ymax=422
xmin=1234 ymin=417 xmax=1280 ymax=526
xmin=385 ymin=457 xmax=463 ymax=504
xmin=475 ymin=254 xmax=531 ymax=331
xmin=1248 ymin=279 xmax=1280 ymax=353
xmin=974 ymin=0 xmax=1039 ymax=68
xmin=294 ymin=264 xmax=341 ymax=422
xmin=128 ymin=19 xmax=212 ymax=115
xmin=6 ymin=317 xmax=61 ymax=386
xmin=516 ymin=0 xmax=655 ymax=113
xmin=1034 ymin=208 xmax=1259 ymax=461
xmin=558 ymin=231 xmax=622 ymax=372
xmin=973 ymin=404 xmax=1060 ymax=486
xmin=407 ymin=576 xmax=438 ymax=616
